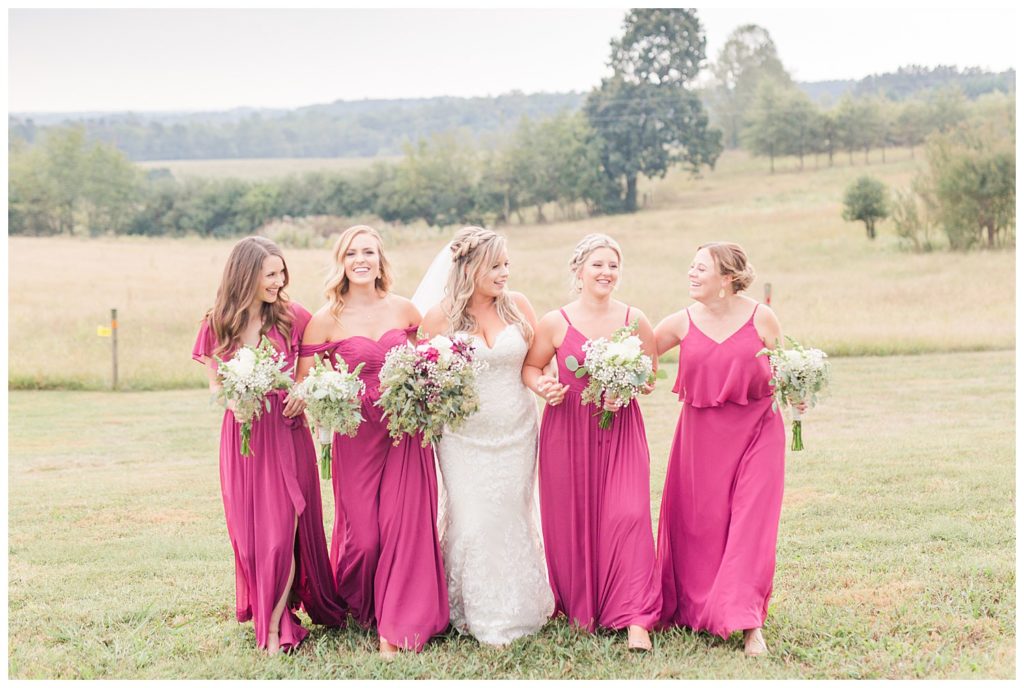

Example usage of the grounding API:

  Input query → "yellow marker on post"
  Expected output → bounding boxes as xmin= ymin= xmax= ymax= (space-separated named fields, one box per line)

xmin=97 ymin=309 xmax=119 ymax=389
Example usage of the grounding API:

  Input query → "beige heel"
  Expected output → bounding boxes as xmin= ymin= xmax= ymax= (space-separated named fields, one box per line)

xmin=743 ymin=628 xmax=767 ymax=657
xmin=379 ymin=636 xmax=400 ymax=659
xmin=627 ymin=625 xmax=652 ymax=652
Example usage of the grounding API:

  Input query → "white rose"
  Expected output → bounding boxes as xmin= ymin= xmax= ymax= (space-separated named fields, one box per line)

xmin=428 ymin=335 xmax=454 ymax=365
xmin=606 ymin=337 xmax=641 ymax=365
xmin=227 ymin=347 xmax=257 ymax=378
xmin=783 ymin=349 xmax=803 ymax=365
xmin=618 ymin=336 xmax=642 ymax=362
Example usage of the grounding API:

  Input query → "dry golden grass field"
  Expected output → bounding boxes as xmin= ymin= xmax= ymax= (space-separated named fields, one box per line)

xmin=9 ymin=149 xmax=1014 ymax=390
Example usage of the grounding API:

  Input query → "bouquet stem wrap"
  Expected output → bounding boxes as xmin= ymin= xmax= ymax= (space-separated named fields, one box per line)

xmin=316 ymin=426 xmax=333 ymax=479
xmin=790 ymin=409 xmax=804 ymax=451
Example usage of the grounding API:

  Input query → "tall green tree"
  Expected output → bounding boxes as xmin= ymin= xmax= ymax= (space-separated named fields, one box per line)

xmin=782 ymin=88 xmax=819 ymax=170
xmin=707 ymin=24 xmax=792 ymax=149
xmin=920 ymin=121 xmax=1015 ymax=249
xmin=742 ymin=79 xmax=793 ymax=173
xmin=894 ymin=99 xmax=930 ymax=157
xmin=586 ymin=8 xmax=721 ymax=213
xmin=834 ymin=96 xmax=869 ymax=165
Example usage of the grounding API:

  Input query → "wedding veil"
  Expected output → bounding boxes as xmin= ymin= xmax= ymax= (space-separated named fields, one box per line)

xmin=411 ymin=241 xmax=453 ymax=316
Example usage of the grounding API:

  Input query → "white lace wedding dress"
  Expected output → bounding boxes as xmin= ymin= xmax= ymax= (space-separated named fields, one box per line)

xmin=436 ymin=323 xmax=554 ymax=645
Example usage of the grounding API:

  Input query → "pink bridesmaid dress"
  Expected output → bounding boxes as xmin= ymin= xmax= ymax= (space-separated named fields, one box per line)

xmin=192 ymin=302 xmax=347 ymax=652
xmin=300 ymin=326 xmax=449 ymax=652
xmin=537 ymin=307 xmax=662 ymax=633
xmin=656 ymin=304 xmax=786 ymax=638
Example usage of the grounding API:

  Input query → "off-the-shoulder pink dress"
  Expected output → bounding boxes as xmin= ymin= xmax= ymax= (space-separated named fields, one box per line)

xmin=193 ymin=302 xmax=346 ymax=652
xmin=300 ymin=326 xmax=449 ymax=652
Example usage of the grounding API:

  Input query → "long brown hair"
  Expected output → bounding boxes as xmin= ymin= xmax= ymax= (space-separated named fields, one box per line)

xmin=206 ymin=236 xmax=293 ymax=359
xmin=324 ymin=225 xmax=393 ymax=322
xmin=442 ymin=226 xmax=533 ymax=344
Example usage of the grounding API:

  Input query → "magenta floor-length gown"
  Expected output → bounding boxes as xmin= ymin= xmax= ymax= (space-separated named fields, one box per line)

xmin=193 ymin=302 xmax=347 ymax=652
xmin=300 ymin=327 xmax=449 ymax=652
xmin=656 ymin=304 xmax=786 ymax=639
xmin=537 ymin=307 xmax=662 ymax=633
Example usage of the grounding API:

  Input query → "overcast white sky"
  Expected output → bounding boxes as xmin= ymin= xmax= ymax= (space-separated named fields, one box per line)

xmin=7 ymin=6 xmax=1018 ymax=113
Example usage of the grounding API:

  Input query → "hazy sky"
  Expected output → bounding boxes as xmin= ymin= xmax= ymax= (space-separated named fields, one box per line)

xmin=8 ymin=6 xmax=1018 ymax=113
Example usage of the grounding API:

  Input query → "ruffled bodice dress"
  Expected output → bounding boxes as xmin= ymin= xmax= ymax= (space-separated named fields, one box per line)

xmin=656 ymin=304 xmax=786 ymax=638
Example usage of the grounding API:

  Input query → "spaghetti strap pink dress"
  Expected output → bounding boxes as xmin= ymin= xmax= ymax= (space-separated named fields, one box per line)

xmin=192 ymin=302 xmax=346 ymax=652
xmin=656 ymin=304 xmax=786 ymax=638
xmin=300 ymin=326 xmax=449 ymax=652
xmin=536 ymin=307 xmax=662 ymax=632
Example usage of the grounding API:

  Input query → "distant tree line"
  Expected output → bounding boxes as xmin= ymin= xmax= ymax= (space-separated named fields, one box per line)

xmin=9 ymin=13 xmax=1013 ymax=244
xmin=840 ymin=102 xmax=1015 ymax=251
xmin=8 ymin=92 xmax=587 ymax=161
xmin=701 ymin=24 xmax=1015 ymax=172
xmin=740 ymin=82 xmax=1009 ymax=173
xmin=9 ymin=10 xmax=721 ymax=235
xmin=9 ymin=49 xmax=1012 ymax=162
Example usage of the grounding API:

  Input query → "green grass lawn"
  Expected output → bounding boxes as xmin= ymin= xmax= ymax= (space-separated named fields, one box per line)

xmin=7 ymin=350 xmax=1014 ymax=679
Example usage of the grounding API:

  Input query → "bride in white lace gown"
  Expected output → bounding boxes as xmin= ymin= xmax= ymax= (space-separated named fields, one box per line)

xmin=415 ymin=227 xmax=556 ymax=645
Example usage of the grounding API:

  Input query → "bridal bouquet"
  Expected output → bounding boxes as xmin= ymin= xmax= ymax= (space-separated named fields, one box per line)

xmin=567 ymin=320 xmax=655 ymax=430
xmin=757 ymin=337 xmax=831 ymax=451
xmin=376 ymin=333 xmax=486 ymax=447
xmin=293 ymin=354 xmax=366 ymax=479
xmin=216 ymin=336 xmax=294 ymax=457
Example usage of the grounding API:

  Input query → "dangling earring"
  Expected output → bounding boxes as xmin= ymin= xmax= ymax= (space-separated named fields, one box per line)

xmin=718 ymin=287 xmax=726 ymax=299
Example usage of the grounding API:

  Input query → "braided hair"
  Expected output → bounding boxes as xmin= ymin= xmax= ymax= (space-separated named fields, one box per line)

xmin=441 ymin=226 xmax=533 ymax=344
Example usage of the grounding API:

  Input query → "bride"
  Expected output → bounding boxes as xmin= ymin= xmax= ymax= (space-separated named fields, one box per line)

xmin=415 ymin=226 xmax=556 ymax=645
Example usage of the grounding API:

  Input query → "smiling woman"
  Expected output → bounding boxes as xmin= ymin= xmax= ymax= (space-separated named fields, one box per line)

xmin=416 ymin=226 xmax=553 ymax=646
xmin=193 ymin=235 xmax=347 ymax=654
xmin=652 ymin=241 xmax=785 ymax=656
xmin=296 ymin=225 xmax=449 ymax=657
xmin=522 ymin=232 xmax=661 ymax=651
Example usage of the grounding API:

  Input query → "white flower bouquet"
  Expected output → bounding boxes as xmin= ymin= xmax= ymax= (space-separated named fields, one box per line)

xmin=216 ymin=336 xmax=294 ymax=457
xmin=293 ymin=354 xmax=366 ymax=479
xmin=376 ymin=333 xmax=486 ymax=447
xmin=567 ymin=320 xmax=654 ymax=430
xmin=757 ymin=336 xmax=831 ymax=451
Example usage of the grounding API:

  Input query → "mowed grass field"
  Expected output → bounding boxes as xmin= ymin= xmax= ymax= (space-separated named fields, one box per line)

xmin=7 ymin=350 xmax=1015 ymax=679
xmin=8 ymin=149 xmax=1014 ymax=391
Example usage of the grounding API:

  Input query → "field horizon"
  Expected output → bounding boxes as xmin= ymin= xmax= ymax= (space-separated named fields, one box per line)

xmin=8 ymin=148 xmax=1014 ymax=391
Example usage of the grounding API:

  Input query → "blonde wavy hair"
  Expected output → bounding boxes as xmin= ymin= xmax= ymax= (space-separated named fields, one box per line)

xmin=442 ymin=226 xmax=533 ymax=344
xmin=699 ymin=241 xmax=755 ymax=293
xmin=324 ymin=225 xmax=393 ymax=321
xmin=568 ymin=233 xmax=623 ymax=293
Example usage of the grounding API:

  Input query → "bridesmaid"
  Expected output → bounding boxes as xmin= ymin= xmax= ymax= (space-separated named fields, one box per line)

xmin=192 ymin=236 xmax=346 ymax=654
xmin=653 ymin=242 xmax=786 ymax=657
xmin=297 ymin=225 xmax=448 ymax=656
xmin=522 ymin=233 xmax=662 ymax=651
